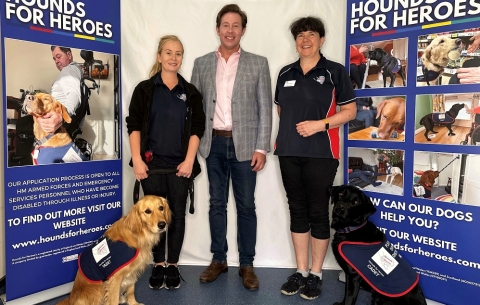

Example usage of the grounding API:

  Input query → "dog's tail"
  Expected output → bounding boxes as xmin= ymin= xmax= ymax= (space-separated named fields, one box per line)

xmin=419 ymin=116 xmax=425 ymax=125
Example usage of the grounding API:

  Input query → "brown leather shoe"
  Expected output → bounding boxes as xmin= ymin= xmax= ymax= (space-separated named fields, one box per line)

xmin=199 ymin=261 xmax=228 ymax=283
xmin=239 ymin=266 xmax=259 ymax=290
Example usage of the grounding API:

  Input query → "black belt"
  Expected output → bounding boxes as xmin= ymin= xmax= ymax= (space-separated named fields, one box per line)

xmin=133 ymin=169 xmax=195 ymax=214
xmin=212 ymin=129 xmax=232 ymax=137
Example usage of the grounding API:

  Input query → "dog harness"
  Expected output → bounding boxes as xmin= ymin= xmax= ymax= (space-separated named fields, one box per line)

xmin=78 ymin=237 xmax=139 ymax=283
xmin=384 ymin=58 xmax=402 ymax=74
xmin=32 ymin=134 xmax=88 ymax=164
xmin=416 ymin=58 xmax=442 ymax=82
xmin=338 ymin=239 xmax=419 ymax=297
xmin=430 ymin=113 xmax=455 ymax=125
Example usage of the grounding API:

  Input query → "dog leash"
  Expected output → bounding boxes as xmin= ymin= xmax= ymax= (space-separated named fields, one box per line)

xmin=133 ymin=169 xmax=195 ymax=214
xmin=437 ymin=155 xmax=460 ymax=174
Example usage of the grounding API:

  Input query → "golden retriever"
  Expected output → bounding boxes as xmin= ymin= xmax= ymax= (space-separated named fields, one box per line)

xmin=23 ymin=93 xmax=88 ymax=164
xmin=57 ymin=195 xmax=171 ymax=305
xmin=23 ymin=93 xmax=72 ymax=147
xmin=375 ymin=97 xmax=406 ymax=139
xmin=420 ymin=35 xmax=461 ymax=85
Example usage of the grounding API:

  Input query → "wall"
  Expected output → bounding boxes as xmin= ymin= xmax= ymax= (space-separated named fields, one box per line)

xmin=121 ymin=0 xmax=348 ymax=269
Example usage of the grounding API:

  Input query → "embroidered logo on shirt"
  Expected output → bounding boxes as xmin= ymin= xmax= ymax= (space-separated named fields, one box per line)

xmin=314 ymin=76 xmax=325 ymax=84
xmin=177 ymin=94 xmax=186 ymax=102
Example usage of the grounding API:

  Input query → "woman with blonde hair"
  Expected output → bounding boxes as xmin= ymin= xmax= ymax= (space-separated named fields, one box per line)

xmin=126 ymin=35 xmax=205 ymax=290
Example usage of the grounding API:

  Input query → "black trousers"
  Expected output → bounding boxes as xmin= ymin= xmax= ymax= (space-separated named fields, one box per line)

xmin=140 ymin=157 xmax=189 ymax=264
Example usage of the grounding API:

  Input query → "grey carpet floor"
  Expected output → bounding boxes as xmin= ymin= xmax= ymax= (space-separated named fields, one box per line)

xmin=35 ymin=266 xmax=372 ymax=305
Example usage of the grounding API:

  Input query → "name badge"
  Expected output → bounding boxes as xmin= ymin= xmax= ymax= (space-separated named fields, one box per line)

xmin=284 ymin=80 xmax=296 ymax=87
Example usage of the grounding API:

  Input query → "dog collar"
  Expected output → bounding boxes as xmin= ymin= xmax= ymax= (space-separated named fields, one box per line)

xmin=336 ymin=221 xmax=367 ymax=234
xmin=35 ymin=133 xmax=54 ymax=146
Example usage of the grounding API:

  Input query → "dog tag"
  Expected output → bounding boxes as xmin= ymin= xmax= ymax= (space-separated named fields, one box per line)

xmin=284 ymin=80 xmax=296 ymax=87
xmin=92 ymin=238 xmax=111 ymax=263
xmin=417 ymin=66 xmax=424 ymax=76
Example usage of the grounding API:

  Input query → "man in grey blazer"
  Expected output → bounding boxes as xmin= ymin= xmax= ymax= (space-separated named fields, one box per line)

xmin=191 ymin=4 xmax=272 ymax=290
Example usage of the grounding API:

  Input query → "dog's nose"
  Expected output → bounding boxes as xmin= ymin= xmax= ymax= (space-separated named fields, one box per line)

xmin=157 ymin=221 xmax=166 ymax=230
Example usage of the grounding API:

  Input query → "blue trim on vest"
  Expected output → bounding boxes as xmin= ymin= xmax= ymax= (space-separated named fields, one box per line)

xmin=338 ymin=240 xmax=419 ymax=297
xmin=79 ymin=237 xmax=139 ymax=283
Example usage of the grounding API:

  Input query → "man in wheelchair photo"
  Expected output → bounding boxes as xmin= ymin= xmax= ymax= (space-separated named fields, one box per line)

xmin=7 ymin=45 xmax=97 ymax=166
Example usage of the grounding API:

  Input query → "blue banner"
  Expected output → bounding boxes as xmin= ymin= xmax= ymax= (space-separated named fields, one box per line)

xmin=345 ymin=1 xmax=480 ymax=304
xmin=2 ymin=0 xmax=121 ymax=301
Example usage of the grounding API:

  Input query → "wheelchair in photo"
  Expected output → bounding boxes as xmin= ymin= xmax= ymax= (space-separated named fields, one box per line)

xmin=460 ymin=114 xmax=480 ymax=146
xmin=7 ymin=50 xmax=100 ymax=166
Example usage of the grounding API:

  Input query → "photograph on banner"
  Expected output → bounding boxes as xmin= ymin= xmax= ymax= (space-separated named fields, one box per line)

xmin=348 ymin=147 xmax=404 ymax=195
xmin=5 ymin=38 xmax=120 ymax=167
xmin=417 ymin=27 xmax=480 ymax=86
xmin=413 ymin=150 xmax=480 ymax=206
xmin=349 ymin=38 xmax=407 ymax=89
xmin=348 ymin=94 xmax=406 ymax=141
xmin=414 ymin=92 xmax=479 ymax=145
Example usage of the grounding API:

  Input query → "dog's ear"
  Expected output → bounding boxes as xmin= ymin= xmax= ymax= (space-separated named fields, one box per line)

xmin=376 ymin=100 xmax=386 ymax=119
xmin=124 ymin=203 xmax=143 ymax=233
xmin=58 ymin=103 xmax=72 ymax=124
xmin=423 ymin=45 xmax=432 ymax=62
xmin=160 ymin=197 xmax=172 ymax=225
xmin=329 ymin=185 xmax=341 ymax=204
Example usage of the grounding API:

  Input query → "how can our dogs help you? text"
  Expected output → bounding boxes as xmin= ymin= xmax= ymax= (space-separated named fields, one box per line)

xmin=4 ymin=0 xmax=113 ymax=38
xmin=368 ymin=195 xmax=480 ymax=285
xmin=350 ymin=0 xmax=480 ymax=34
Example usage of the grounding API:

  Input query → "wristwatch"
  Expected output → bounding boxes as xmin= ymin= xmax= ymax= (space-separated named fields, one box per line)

xmin=323 ymin=118 xmax=329 ymax=130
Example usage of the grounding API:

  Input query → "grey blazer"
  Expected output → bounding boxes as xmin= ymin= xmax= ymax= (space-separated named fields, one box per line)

xmin=191 ymin=49 xmax=272 ymax=162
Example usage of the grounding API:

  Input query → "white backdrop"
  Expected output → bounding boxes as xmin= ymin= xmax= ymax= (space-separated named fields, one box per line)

xmin=120 ymin=0 xmax=348 ymax=269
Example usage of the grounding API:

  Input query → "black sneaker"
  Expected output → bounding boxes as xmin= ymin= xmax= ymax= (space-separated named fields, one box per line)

xmin=300 ymin=274 xmax=322 ymax=300
xmin=280 ymin=272 xmax=307 ymax=295
xmin=149 ymin=265 xmax=166 ymax=289
xmin=165 ymin=265 xmax=183 ymax=289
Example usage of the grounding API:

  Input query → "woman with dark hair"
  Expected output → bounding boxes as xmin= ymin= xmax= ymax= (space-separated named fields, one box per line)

xmin=126 ymin=35 xmax=205 ymax=290
xmin=274 ymin=16 xmax=356 ymax=300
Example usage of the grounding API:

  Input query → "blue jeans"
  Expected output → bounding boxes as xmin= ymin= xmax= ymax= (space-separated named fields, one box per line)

xmin=349 ymin=170 xmax=375 ymax=184
xmin=356 ymin=109 xmax=377 ymax=128
xmin=206 ymin=135 xmax=257 ymax=266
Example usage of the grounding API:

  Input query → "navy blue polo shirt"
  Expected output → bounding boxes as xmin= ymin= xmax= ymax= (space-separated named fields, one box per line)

xmin=148 ymin=74 xmax=187 ymax=165
xmin=274 ymin=55 xmax=355 ymax=159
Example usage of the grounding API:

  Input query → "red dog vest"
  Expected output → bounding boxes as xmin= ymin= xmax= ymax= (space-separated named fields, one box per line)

xmin=79 ymin=237 xmax=138 ymax=283
xmin=338 ymin=240 xmax=419 ymax=297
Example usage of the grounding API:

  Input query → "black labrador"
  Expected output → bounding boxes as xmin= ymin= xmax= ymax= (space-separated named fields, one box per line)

xmin=369 ymin=48 xmax=406 ymax=87
xmin=419 ymin=103 xmax=465 ymax=141
xmin=331 ymin=185 xmax=427 ymax=305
